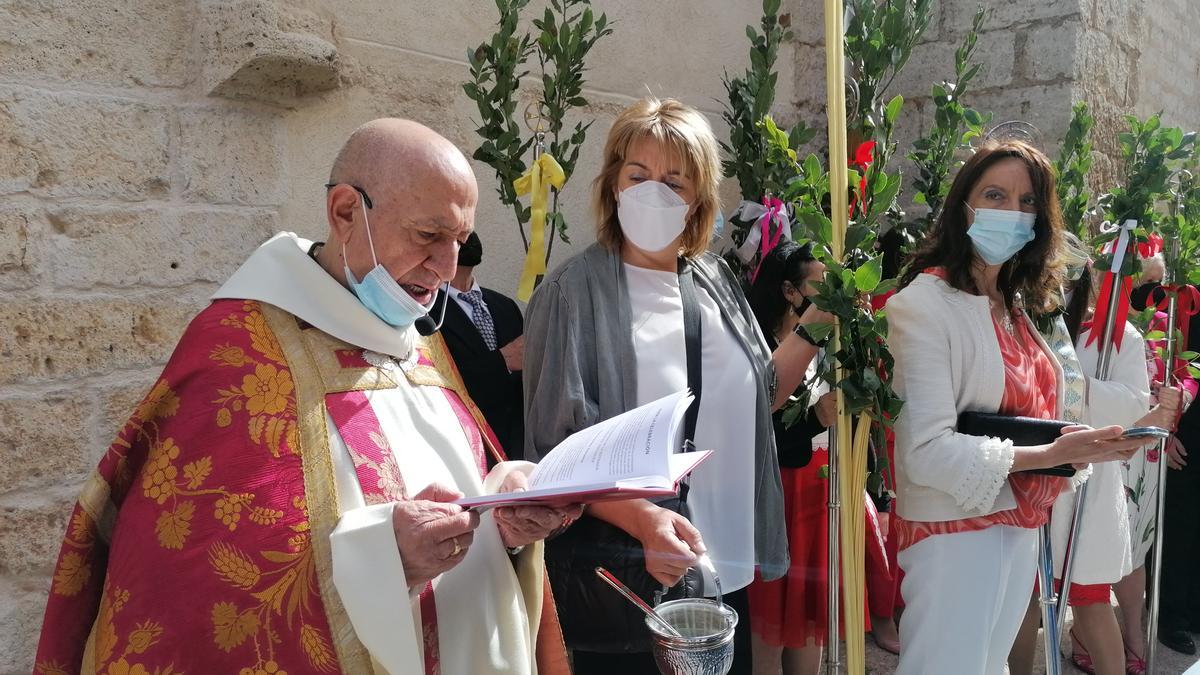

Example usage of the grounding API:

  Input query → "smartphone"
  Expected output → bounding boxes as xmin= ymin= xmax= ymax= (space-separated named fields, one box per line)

xmin=1119 ymin=426 xmax=1170 ymax=441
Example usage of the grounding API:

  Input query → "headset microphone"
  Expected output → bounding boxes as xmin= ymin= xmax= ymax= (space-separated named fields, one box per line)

xmin=415 ymin=282 xmax=451 ymax=336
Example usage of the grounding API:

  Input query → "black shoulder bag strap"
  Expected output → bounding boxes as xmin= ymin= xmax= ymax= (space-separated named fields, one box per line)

xmin=677 ymin=257 xmax=703 ymax=502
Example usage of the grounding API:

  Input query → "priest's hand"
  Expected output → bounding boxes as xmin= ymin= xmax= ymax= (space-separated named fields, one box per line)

xmin=493 ymin=470 xmax=583 ymax=549
xmin=392 ymin=482 xmax=480 ymax=589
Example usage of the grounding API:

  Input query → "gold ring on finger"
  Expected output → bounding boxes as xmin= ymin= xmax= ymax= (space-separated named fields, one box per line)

xmin=451 ymin=536 xmax=462 ymax=558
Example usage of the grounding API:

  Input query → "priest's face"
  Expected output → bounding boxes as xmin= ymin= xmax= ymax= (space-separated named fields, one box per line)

xmin=331 ymin=169 xmax=477 ymax=307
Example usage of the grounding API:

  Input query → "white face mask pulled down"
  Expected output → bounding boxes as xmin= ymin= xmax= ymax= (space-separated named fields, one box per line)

xmin=616 ymin=181 xmax=691 ymax=253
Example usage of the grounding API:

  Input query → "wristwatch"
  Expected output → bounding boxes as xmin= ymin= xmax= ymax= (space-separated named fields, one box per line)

xmin=793 ymin=321 xmax=823 ymax=347
xmin=506 ymin=545 xmax=525 ymax=556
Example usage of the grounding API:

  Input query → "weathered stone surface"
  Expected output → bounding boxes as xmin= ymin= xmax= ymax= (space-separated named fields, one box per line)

xmin=970 ymin=83 xmax=1074 ymax=150
xmin=0 ymin=576 xmax=52 ymax=674
xmin=96 ymin=377 xmax=158 ymax=461
xmin=0 ymin=201 xmax=39 ymax=290
xmin=0 ymin=489 xmax=74 ymax=577
xmin=35 ymin=206 xmax=276 ymax=288
xmin=200 ymin=0 xmax=346 ymax=107
xmin=0 ymin=0 xmax=191 ymax=88
xmin=1132 ymin=0 xmax=1200 ymax=127
xmin=1021 ymin=19 xmax=1081 ymax=83
xmin=179 ymin=107 xmax=287 ymax=205
xmin=0 ymin=290 xmax=209 ymax=386
xmin=0 ymin=86 xmax=171 ymax=199
xmin=0 ymin=391 xmax=92 ymax=496
xmin=892 ymin=29 xmax=1016 ymax=97
xmin=944 ymin=0 xmax=1080 ymax=32
xmin=333 ymin=0 xmax=499 ymax=63
xmin=1075 ymin=29 xmax=1134 ymax=108
xmin=1089 ymin=0 xmax=1149 ymax=50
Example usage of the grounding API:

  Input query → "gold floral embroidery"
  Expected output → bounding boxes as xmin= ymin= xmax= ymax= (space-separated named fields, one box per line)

xmin=299 ymin=624 xmax=337 ymax=671
xmin=51 ymin=551 xmax=90 ymax=596
xmin=348 ymin=431 xmax=407 ymax=503
xmin=211 ymin=305 xmax=299 ymax=458
xmin=91 ymin=585 xmax=181 ymax=674
xmin=204 ymin=497 xmax=334 ymax=672
xmin=212 ymin=601 xmax=260 ymax=652
xmin=154 ymin=501 xmax=194 ymax=550
xmin=209 ymin=542 xmax=262 ymax=589
xmin=34 ymin=661 xmax=70 ymax=675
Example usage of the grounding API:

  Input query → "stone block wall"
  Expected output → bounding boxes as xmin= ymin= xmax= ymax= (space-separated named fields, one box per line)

xmin=2 ymin=0 xmax=1199 ymax=670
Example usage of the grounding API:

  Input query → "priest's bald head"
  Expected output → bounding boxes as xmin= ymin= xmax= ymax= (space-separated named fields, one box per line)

xmin=318 ymin=118 xmax=478 ymax=309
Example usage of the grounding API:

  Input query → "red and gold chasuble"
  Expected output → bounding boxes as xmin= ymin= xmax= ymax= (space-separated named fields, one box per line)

xmin=35 ymin=299 xmax=566 ymax=675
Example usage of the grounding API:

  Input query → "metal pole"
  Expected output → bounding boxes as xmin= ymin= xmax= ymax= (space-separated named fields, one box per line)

xmin=1148 ymin=236 xmax=1182 ymax=674
xmin=1037 ymin=522 xmax=1063 ymax=675
xmin=1056 ymin=252 xmax=1126 ymax=643
xmin=826 ymin=362 xmax=842 ymax=675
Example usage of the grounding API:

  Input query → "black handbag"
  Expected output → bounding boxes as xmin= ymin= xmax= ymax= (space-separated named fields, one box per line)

xmin=956 ymin=411 xmax=1077 ymax=477
xmin=544 ymin=258 xmax=705 ymax=653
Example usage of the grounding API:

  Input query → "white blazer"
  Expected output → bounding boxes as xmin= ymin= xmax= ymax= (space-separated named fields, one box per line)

xmin=888 ymin=273 xmax=1067 ymax=522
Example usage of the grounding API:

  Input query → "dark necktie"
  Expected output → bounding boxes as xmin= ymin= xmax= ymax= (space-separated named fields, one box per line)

xmin=460 ymin=289 xmax=497 ymax=350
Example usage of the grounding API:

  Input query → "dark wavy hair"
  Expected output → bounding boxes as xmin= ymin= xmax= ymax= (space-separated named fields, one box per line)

xmin=747 ymin=241 xmax=818 ymax=344
xmin=899 ymin=140 xmax=1065 ymax=313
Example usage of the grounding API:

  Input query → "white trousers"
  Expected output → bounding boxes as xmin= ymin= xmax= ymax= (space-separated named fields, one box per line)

xmin=896 ymin=525 xmax=1039 ymax=675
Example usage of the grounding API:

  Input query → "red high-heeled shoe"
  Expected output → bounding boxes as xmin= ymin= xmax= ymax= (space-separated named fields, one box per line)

xmin=1070 ymin=630 xmax=1096 ymax=675
xmin=1124 ymin=643 xmax=1147 ymax=675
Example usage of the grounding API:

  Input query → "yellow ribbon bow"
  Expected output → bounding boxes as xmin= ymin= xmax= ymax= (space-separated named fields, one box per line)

xmin=513 ymin=152 xmax=566 ymax=301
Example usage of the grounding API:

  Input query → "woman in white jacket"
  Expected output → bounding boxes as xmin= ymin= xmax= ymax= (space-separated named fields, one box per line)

xmin=886 ymin=140 xmax=1146 ymax=675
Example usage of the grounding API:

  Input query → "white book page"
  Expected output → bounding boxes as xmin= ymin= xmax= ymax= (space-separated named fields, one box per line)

xmin=528 ymin=390 xmax=692 ymax=490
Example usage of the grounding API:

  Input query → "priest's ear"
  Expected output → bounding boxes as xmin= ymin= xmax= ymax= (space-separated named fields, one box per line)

xmin=326 ymin=183 xmax=364 ymax=245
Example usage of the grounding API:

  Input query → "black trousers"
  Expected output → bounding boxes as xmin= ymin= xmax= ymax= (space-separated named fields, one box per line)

xmin=571 ymin=586 xmax=753 ymax=675
xmin=1158 ymin=429 xmax=1200 ymax=632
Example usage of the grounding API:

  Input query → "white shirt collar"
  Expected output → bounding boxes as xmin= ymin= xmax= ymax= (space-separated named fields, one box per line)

xmin=212 ymin=232 xmax=416 ymax=359
xmin=446 ymin=279 xmax=482 ymax=300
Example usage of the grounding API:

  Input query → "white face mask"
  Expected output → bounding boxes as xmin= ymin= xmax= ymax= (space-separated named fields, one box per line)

xmin=616 ymin=181 xmax=690 ymax=253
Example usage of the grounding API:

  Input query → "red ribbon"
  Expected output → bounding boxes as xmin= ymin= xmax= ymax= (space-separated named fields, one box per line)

xmin=1086 ymin=271 xmax=1134 ymax=352
xmin=848 ymin=140 xmax=876 ymax=219
xmin=750 ymin=195 xmax=786 ymax=283
xmin=1157 ymin=283 xmax=1200 ymax=381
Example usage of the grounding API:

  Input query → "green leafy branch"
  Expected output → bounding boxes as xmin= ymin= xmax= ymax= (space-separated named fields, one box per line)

xmin=1053 ymin=102 xmax=1096 ymax=239
xmin=465 ymin=0 xmax=536 ymax=249
xmin=907 ymin=7 xmax=991 ymax=235
xmin=760 ymin=120 xmax=903 ymax=481
xmin=1094 ymin=113 xmax=1197 ymax=276
xmin=844 ymin=0 xmax=933 ymax=139
xmin=464 ymin=0 xmax=612 ymax=263
xmin=530 ymin=0 xmax=613 ymax=256
xmin=720 ymin=0 xmax=815 ymax=227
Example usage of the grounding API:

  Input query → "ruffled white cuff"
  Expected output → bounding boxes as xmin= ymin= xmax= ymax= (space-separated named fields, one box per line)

xmin=1069 ymin=462 xmax=1093 ymax=489
xmin=955 ymin=436 xmax=1015 ymax=514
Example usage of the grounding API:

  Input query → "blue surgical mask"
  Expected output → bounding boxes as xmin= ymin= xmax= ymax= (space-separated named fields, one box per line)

xmin=966 ymin=206 xmax=1037 ymax=265
xmin=343 ymin=196 xmax=431 ymax=328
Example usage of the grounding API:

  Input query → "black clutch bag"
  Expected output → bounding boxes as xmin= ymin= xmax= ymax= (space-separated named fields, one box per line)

xmin=956 ymin=411 xmax=1077 ymax=477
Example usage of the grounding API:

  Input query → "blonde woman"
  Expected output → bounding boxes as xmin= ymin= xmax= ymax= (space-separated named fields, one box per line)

xmin=523 ymin=97 xmax=824 ymax=674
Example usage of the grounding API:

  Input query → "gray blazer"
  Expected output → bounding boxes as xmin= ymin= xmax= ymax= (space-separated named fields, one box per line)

xmin=522 ymin=243 xmax=789 ymax=580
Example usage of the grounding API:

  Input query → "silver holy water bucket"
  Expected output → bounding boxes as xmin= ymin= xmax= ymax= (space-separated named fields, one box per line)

xmin=644 ymin=598 xmax=738 ymax=675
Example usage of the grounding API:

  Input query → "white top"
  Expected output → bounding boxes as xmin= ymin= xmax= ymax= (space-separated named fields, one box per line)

xmin=624 ymin=263 xmax=758 ymax=592
xmin=213 ymin=232 xmax=535 ymax=674
xmin=1049 ymin=323 xmax=1148 ymax=583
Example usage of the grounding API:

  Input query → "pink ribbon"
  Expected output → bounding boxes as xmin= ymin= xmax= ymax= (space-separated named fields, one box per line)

xmin=750 ymin=195 xmax=786 ymax=283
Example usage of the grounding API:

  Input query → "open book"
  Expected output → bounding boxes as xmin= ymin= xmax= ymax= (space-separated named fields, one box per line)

xmin=455 ymin=389 xmax=712 ymax=510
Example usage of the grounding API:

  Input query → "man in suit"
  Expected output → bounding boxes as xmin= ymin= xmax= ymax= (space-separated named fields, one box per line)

xmin=440 ymin=232 xmax=526 ymax=457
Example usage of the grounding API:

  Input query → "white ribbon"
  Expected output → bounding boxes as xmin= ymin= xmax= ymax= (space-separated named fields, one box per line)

xmin=732 ymin=200 xmax=793 ymax=264
xmin=1103 ymin=219 xmax=1137 ymax=276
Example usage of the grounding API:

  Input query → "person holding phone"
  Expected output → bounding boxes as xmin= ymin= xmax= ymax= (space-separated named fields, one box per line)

xmin=886 ymin=140 xmax=1148 ymax=674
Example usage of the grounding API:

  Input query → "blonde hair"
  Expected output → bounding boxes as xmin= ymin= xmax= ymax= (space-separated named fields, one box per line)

xmin=593 ymin=97 xmax=722 ymax=258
